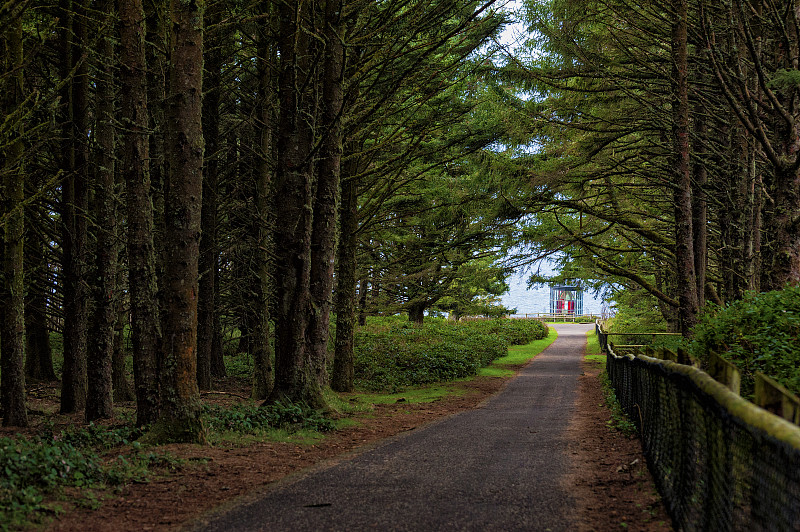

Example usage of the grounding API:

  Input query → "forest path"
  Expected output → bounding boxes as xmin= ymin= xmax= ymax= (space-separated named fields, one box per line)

xmin=192 ymin=323 xmax=593 ymax=532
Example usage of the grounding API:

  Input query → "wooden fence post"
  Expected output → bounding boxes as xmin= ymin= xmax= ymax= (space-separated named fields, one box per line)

xmin=755 ymin=372 xmax=800 ymax=425
xmin=706 ymin=351 xmax=740 ymax=395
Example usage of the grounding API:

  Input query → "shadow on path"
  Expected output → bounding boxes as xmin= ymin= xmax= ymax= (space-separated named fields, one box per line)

xmin=193 ymin=323 xmax=593 ymax=532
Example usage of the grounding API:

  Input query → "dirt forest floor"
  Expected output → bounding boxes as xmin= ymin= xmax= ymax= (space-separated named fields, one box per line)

xmin=30 ymin=356 xmax=672 ymax=531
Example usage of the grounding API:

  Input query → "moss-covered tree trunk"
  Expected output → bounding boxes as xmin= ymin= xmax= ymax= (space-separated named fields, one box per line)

xmin=670 ymin=0 xmax=698 ymax=336
xmin=358 ymin=277 xmax=368 ymax=326
xmin=120 ymin=0 xmax=162 ymax=426
xmin=197 ymin=0 xmax=222 ymax=391
xmin=768 ymin=164 xmax=800 ymax=289
xmin=60 ymin=0 xmax=90 ymax=414
xmin=691 ymin=109 xmax=707 ymax=308
xmin=267 ymin=0 xmax=325 ymax=409
xmin=153 ymin=0 xmax=205 ymax=443
xmin=211 ymin=273 xmax=226 ymax=378
xmin=251 ymin=1 xmax=276 ymax=400
xmin=145 ymin=0 xmax=167 ymax=297
xmin=1 ymin=13 xmax=29 ymax=428
xmin=86 ymin=2 xmax=118 ymax=421
xmin=112 ymin=274 xmax=135 ymax=402
xmin=309 ymin=0 xmax=345 ymax=387
xmin=332 ymin=174 xmax=358 ymax=392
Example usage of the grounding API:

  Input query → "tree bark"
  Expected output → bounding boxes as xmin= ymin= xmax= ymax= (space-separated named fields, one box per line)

xmin=358 ymin=276 xmax=368 ymax=326
xmin=120 ymin=0 xmax=162 ymax=426
xmin=1 ymin=12 xmax=29 ymax=427
xmin=691 ymin=106 xmax=707 ymax=307
xmin=267 ymin=0 xmax=325 ymax=409
xmin=145 ymin=0 xmax=167 ymax=297
xmin=153 ymin=0 xmax=205 ymax=443
xmin=112 ymin=285 xmax=135 ymax=402
xmin=309 ymin=0 xmax=345 ymax=387
xmin=332 ymin=174 xmax=358 ymax=392
xmin=747 ymin=160 xmax=762 ymax=293
xmin=24 ymin=227 xmax=55 ymax=382
xmin=251 ymin=2 xmax=276 ymax=400
xmin=408 ymin=302 xmax=426 ymax=324
xmin=87 ymin=2 xmax=118 ymax=421
xmin=769 ymin=164 xmax=800 ymax=288
xmin=197 ymin=0 xmax=223 ymax=391
xmin=670 ymin=0 xmax=698 ymax=336
xmin=60 ymin=0 xmax=90 ymax=413
xmin=211 ymin=266 xmax=225 ymax=377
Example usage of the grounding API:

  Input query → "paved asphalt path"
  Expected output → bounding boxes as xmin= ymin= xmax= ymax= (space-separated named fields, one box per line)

xmin=194 ymin=323 xmax=593 ymax=532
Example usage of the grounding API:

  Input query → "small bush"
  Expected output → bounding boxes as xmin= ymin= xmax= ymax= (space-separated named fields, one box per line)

xmin=202 ymin=402 xmax=333 ymax=434
xmin=688 ymin=285 xmax=800 ymax=397
xmin=53 ymin=423 xmax=144 ymax=450
xmin=353 ymin=317 xmax=546 ymax=391
xmin=0 ymin=424 xmax=170 ymax=528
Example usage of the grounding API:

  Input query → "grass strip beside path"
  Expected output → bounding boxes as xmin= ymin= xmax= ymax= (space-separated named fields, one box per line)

xmin=353 ymin=326 xmax=559 ymax=405
xmin=478 ymin=326 xmax=559 ymax=377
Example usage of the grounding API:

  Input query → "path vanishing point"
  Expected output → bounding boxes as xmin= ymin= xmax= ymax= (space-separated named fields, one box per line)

xmin=192 ymin=323 xmax=594 ymax=532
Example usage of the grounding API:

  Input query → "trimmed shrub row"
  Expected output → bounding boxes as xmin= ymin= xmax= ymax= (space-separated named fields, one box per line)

xmin=353 ymin=317 xmax=548 ymax=391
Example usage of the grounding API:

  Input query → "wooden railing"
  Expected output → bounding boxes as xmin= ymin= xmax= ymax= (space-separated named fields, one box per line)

xmin=598 ymin=319 xmax=800 ymax=529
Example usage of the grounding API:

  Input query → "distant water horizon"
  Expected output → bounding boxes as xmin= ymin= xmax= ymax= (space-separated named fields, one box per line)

xmin=500 ymin=270 xmax=605 ymax=316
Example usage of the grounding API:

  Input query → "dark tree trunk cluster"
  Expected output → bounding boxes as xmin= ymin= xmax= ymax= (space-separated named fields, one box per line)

xmin=0 ymin=0 xmax=520 ymax=428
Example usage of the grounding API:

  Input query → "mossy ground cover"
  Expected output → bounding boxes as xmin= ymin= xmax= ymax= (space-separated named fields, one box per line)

xmin=0 ymin=424 xmax=182 ymax=530
xmin=353 ymin=385 xmax=466 ymax=406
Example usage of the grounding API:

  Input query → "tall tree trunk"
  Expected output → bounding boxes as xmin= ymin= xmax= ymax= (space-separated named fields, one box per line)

xmin=211 ymin=276 xmax=226 ymax=378
xmin=251 ymin=2 xmax=276 ymax=400
xmin=1 ymin=12 xmax=29 ymax=427
xmin=120 ymin=0 xmax=162 ymax=426
xmin=309 ymin=0 xmax=345 ymax=387
xmin=747 ymin=157 xmax=762 ymax=292
xmin=670 ymin=0 xmax=698 ymax=336
xmin=408 ymin=302 xmax=426 ymax=324
xmin=691 ymin=106 xmax=707 ymax=307
xmin=358 ymin=276 xmax=368 ymax=326
xmin=769 ymin=164 xmax=800 ymax=288
xmin=112 ymin=262 xmax=135 ymax=402
xmin=268 ymin=0 xmax=325 ymax=409
xmin=718 ymin=118 xmax=748 ymax=303
xmin=87 ymin=3 xmax=118 ymax=421
xmin=332 ymin=174 xmax=358 ymax=392
xmin=145 ymin=0 xmax=167 ymax=293
xmin=24 ymin=223 xmax=55 ymax=381
xmin=197 ymin=0 xmax=223 ymax=391
xmin=153 ymin=0 xmax=205 ymax=443
xmin=60 ymin=0 xmax=90 ymax=413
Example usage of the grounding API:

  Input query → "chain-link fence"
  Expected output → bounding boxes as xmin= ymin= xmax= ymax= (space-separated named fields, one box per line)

xmin=598 ymin=323 xmax=800 ymax=530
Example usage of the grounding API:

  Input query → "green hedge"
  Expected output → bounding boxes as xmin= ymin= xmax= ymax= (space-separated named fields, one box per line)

xmin=688 ymin=286 xmax=800 ymax=398
xmin=353 ymin=317 xmax=547 ymax=391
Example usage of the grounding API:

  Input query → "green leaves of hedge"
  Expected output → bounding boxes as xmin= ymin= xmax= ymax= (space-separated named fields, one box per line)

xmin=689 ymin=286 xmax=800 ymax=398
xmin=353 ymin=317 xmax=547 ymax=391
